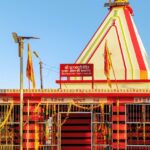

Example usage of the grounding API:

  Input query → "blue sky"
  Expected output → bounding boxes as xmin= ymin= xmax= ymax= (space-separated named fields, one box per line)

xmin=0 ymin=0 xmax=149 ymax=89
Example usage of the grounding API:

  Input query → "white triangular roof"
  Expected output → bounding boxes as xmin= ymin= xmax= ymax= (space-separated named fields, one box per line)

xmin=76 ymin=5 xmax=150 ymax=80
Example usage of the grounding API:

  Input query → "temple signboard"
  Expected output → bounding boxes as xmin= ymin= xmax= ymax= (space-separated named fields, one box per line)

xmin=60 ymin=64 xmax=93 ymax=77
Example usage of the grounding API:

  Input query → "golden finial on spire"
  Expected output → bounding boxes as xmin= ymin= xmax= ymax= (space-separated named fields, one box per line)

xmin=104 ymin=0 xmax=129 ymax=7
xmin=115 ymin=0 xmax=128 ymax=3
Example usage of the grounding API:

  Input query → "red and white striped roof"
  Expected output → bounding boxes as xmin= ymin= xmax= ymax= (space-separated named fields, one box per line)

xmin=76 ymin=4 xmax=150 ymax=80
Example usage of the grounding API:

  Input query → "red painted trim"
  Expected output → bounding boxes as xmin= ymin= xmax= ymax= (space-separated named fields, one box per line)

xmin=56 ymin=79 xmax=150 ymax=83
xmin=86 ymin=24 xmax=113 ymax=63
xmin=124 ymin=8 xmax=146 ymax=71
xmin=126 ymin=5 xmax=134 ymax=16
xmin=114 ymin=24 xmax=127 ymax=79
xmin=86 ymin=22 xmax=127 ymax=80
xmin=75 ymin=10 xmax=112 ymax=63
xmin=1 ymin=92 xmax=150 ymax=99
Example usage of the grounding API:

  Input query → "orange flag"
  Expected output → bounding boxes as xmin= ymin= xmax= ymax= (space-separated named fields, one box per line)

xmin=26 ymin=43 xmax=36 ymax=88
xmin=104 ymin=40 xmax=112 ymax=87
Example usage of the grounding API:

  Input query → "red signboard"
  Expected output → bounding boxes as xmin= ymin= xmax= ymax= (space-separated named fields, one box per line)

xmin=60 ymin=64 xmax=93 ymax=77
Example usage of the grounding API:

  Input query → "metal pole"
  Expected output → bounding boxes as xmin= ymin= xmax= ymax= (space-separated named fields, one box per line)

xmin=19 ymin=38 xmax=24 ymax=150
xmin=33 ymin=51 xmax=43 ymax=89
xmin=39 ymin=61 xmax=43 ymax=89
xmin=12 ymin=32 xmax=39 ymax=149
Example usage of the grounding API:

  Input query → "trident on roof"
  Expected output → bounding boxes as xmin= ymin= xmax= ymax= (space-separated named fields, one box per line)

xmin=12 ymin=32 xmax=39 ymax=150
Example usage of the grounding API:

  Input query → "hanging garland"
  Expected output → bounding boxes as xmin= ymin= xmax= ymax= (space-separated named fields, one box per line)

xmin=61 ymin=103 xmax=72 ymax=126
xmin=34 ymin=124 xmax=39 ymax=150
xmin=136 ymin=104 xmax=146 ymax=144
xmin=108 ymin=105 xmax=112 ymax=142
xmin=94 ymin=101 xmax=110 ymax=144
xmin=31 ymin=99 xmax=112 ymax=145
xmin=0 ymin=102 xmax=14 ymax=130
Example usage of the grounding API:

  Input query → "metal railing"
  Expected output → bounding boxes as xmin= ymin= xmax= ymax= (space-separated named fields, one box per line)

xmin=127 ymin=145 xmax=150 ymax=150
xmin=92 ymin=104 xmax=112 ymax=150
xmin=0 ymin=101 xmax=112 ymax=150
xmin=126 ymin=104 xmax=150 ymax=147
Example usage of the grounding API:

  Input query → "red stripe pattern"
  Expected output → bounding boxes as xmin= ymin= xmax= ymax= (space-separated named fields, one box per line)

xmin=124 ymin=7 xmax=147 ymax=79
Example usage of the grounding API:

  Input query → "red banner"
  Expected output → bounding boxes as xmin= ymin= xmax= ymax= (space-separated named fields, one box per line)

xmin=60 ymin=64 xmax=93 ymax=77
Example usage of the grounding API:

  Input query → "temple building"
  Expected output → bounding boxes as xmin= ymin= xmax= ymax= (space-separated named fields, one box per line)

xmin=0 ymin=0 xmax=150 ymax=150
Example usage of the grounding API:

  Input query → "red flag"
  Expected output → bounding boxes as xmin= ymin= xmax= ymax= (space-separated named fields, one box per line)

xmin=104 ymin=40 xmax=112 ymax=87
xmin=26 ymin=43 xmax=36 ymax=88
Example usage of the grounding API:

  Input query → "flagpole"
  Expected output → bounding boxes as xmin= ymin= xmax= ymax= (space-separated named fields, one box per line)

xmin=28 ymin=79 xmax=30 ymax=89
xmin=12 ymin=32 xmax=39 ymax=150
xmin=108 ymin=49 xmax=120 ymax=150
xmin=105 ymin=40 xmax=120 ymax=150
xmin=19 ymin=37 xmax=24 ymax=150
xmin=109 ymin=56 xmax=120 ymax=150
xmin=39 ymin=61 xmax=43 ymax=89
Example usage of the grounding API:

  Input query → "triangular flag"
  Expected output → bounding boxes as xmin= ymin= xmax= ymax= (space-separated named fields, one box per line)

xmin=26 ymin=43 xmax=36 ymax=88
xmin=104 ymin=40 xmax=112 ymax=87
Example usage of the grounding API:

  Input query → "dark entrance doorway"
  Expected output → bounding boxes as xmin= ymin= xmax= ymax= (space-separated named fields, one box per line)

xmin=61 ymin=113 xmax=91 ymax=150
